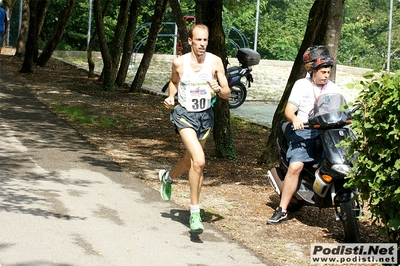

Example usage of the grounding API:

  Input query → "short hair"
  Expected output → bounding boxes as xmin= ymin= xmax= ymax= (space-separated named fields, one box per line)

xmin=188 ymin=24 xmax=209 ymax=39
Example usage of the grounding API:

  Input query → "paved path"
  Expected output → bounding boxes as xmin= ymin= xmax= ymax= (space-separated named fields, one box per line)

xmin=0 ymin=73 xmax=269 ymax=265
xmin=230 ymin=102 xmax=277 ymax=127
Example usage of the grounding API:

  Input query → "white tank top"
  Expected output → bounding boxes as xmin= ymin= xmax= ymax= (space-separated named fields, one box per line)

xmin=178 ymin=52 xmax=214 ymax=112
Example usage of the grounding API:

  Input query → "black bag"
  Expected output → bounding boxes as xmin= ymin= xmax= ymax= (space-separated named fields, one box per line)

xmin=237 ymin=48 xmax=260 ymax=67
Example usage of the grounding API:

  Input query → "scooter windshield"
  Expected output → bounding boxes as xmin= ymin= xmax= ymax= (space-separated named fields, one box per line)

xmin=308 ymin=93 xmax=351 ymax=128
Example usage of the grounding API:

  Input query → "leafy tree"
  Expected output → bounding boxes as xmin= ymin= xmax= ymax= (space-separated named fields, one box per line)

xmin=256 ymin=0 xmax=314 ymax=60
xmin=86 ymin=0 xmax=113 ymax=79
xmin=222 ymin=0 xmax=264 ymax=56
xmin=195 ymin=0 xmax=235 ymax=159
xmin=345 ymin=70 xmax=400 ymax=244
xmin=20 ymin=0 xmax=40 ymax=73
xmin=93 ymin=0 xmax=115 ymax=90
xmin=109 ymin=0 xmax=130 ymax=81
xmin=36 ymin=0 xmax=76 ymax=67
xmin=130 ymin=0 xmax=168 ymax=92
xmin=339 ymin=0 xmax=400 ymax=70
xmin=115 ymin=0 xmax=142 ymax=86
xmin=169 ymin=0 xmax=190 ymax=54
xmin=15 ymin=0 xmax=29 ymax=56
xmin=259 ymin=0 xmax=345 ymax=164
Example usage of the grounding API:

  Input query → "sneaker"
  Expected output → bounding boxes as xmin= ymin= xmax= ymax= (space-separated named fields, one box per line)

xmin=189 ymin=212 xmax=204 ymax=231
xmin=159 ymin=170 xmax=172 ymax=201
xmin=267 ymin=207 xmax=287 ymax=224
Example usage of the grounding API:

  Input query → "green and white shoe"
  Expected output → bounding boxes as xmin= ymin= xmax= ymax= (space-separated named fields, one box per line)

xmin=189 ymin=212 xmax=204 ymax=231
xmin=159 ymin=170 xmax=172 ymax=201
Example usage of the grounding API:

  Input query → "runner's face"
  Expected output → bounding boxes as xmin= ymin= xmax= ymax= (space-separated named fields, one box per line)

xmin=313 ymin=67 xmax=331 ymax=85
xmin=189 ymin=28 xmax=208 ymax=56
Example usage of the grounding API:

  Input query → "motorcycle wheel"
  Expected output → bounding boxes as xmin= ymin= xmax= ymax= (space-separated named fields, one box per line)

xmin=340 ymin=200 xmax=360 ymax=243
xmin=229 ymin=83 xmax=247 ymax=109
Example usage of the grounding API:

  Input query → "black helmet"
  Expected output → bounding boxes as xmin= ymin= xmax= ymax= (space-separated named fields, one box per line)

xmin=303 ymin=45 xmax=334 ymax=73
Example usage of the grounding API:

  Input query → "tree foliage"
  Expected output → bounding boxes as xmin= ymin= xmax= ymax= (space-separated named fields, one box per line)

xmin=259 ymin=0 xmax=345 ymax=164
xmin=195 ymin=0 xmax=236 ymax=159
xmin=338 ymin=0 xmax=399 ymax=70
xmin=344 ymin=71 xmax=400 ymax=244
xmin=9 ymin=0 xmax=397 ymax=70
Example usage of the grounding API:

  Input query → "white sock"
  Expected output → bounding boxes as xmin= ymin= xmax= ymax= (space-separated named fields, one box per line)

xmin=165 ymin=171 xmax=173 ymax=183
xmin=190 ymin=205 xmax=200 ymax=214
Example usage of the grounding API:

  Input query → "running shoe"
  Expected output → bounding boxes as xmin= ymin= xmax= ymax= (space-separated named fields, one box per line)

xmin=159 ymin=170 xmax=172 ymax=201
xmin=190 ymin=212 xmax=204 ymax=231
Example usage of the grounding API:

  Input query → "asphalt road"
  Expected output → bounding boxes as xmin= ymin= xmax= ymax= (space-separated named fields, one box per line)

xmin=0 ymin=73 xmax=270 ymax=265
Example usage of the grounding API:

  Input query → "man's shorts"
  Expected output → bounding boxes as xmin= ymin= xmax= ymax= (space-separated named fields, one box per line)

xmin=286 ymin=128 xmax=323 ymax=163
xmin=0 ymin=31 xmax=4 ymax=47
xmin=170 ymin=104 xmax=214 ymax=141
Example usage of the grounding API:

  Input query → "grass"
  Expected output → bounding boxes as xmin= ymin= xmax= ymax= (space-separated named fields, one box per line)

xmin=98 ymin=116 xmax=117 ymax=127
xmin=53 ymin=104 xmax=117 ymax=127
xmin=230 ymin=116 xmax=265 ymax=133
xmin=54 ymin=105 xmax=94 ymax=124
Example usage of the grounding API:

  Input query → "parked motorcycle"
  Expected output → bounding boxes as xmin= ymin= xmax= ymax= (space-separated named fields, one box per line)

xmin=226 ymin=48 xmax=260 ymax=108
xmin=226 ymin=64 xmax=253 ymax=108
xmin=267 ymin=93 xmax=362 ymax=242
xmin=161 ymin=48 xmax=260 ymax=109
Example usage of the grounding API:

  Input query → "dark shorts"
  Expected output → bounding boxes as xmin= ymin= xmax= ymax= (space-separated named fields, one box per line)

xmin=170 ymin=105 xmax=214 ymax=140
xmin=286 ymin=128 xmax=323 ymax=163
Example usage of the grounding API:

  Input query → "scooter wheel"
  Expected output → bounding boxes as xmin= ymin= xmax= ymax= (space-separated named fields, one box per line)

xmin=229 ymin=83 xmax=247 ymax=108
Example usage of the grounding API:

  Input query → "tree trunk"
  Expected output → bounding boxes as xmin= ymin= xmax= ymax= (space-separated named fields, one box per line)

xmin=86 ymin=0 xmax=112 ymax=79
xmin=116 ymin=0 xmax=141 ymax=86
xmin=15 ymin=0 xmax=29 ymax=57
xmin=93 ymin=0 xmax=115 ymax=91
xmin=36 ymin=0 xmax=76 ymax=67
xmin=4 ymin=0 xmax=17 ymax=46
xmin=86 ymin=32 xmax=97 ymax=78
xmin=195 ymin=0 xmax=235 ymax=159
xmin=169 ymin=0 xmax=190 ymax=54
xmin=33 ymin=0 xmax=50 ymax=61
xmin=20 ymin=0 xmax=39 ymax=73
xmin=258 ymin=0 xmax=345 ymax=164
xmin=129 ymin=0 xmax=168 ymax=92
xmin=324 ymin=0 xmax=345 ymax=82
xmin=109 ymin=0 xmax=130 ymax=82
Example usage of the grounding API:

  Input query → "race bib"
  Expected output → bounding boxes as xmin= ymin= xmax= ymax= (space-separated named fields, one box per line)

xmin=186 ymin=82 xmax=211 ymax=112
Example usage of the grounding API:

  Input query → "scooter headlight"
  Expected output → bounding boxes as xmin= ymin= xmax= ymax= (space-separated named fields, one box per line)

xmin=331 ymin=164 xmax=352 ymax=174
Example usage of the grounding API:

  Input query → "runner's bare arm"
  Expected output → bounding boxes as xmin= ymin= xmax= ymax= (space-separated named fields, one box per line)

xmin=164 ymin=59 xmax=182 ymax=109
xmin=208 ymin=56 xmax=230 ymax=100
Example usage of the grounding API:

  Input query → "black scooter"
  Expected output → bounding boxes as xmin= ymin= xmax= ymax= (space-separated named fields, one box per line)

xmin=267 ymin=93 xmax=362 ymax=242
xmin=226 ymin=64 xmax=254 ymax=109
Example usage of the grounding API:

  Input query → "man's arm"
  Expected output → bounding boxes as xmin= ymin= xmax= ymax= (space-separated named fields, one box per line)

xmin=207 ymin=55 xmax=230 ymax=100
xmin=164 ymin=58 xmax=181 ymax=109
xmin=285 ymin=102 xmax=304 ymax=130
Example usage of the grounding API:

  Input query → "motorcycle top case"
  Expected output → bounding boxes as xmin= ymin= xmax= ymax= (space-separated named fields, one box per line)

xmin=237 ymin=48 xmax=260 ymax=67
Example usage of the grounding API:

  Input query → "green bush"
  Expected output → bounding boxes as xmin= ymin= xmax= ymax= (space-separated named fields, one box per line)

xmin=345 ymin=70 xmax=400 ymax=243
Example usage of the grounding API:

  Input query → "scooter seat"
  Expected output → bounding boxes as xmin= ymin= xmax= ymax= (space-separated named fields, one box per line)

xmin=277 ymin=120 xmax=292 ymax=150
